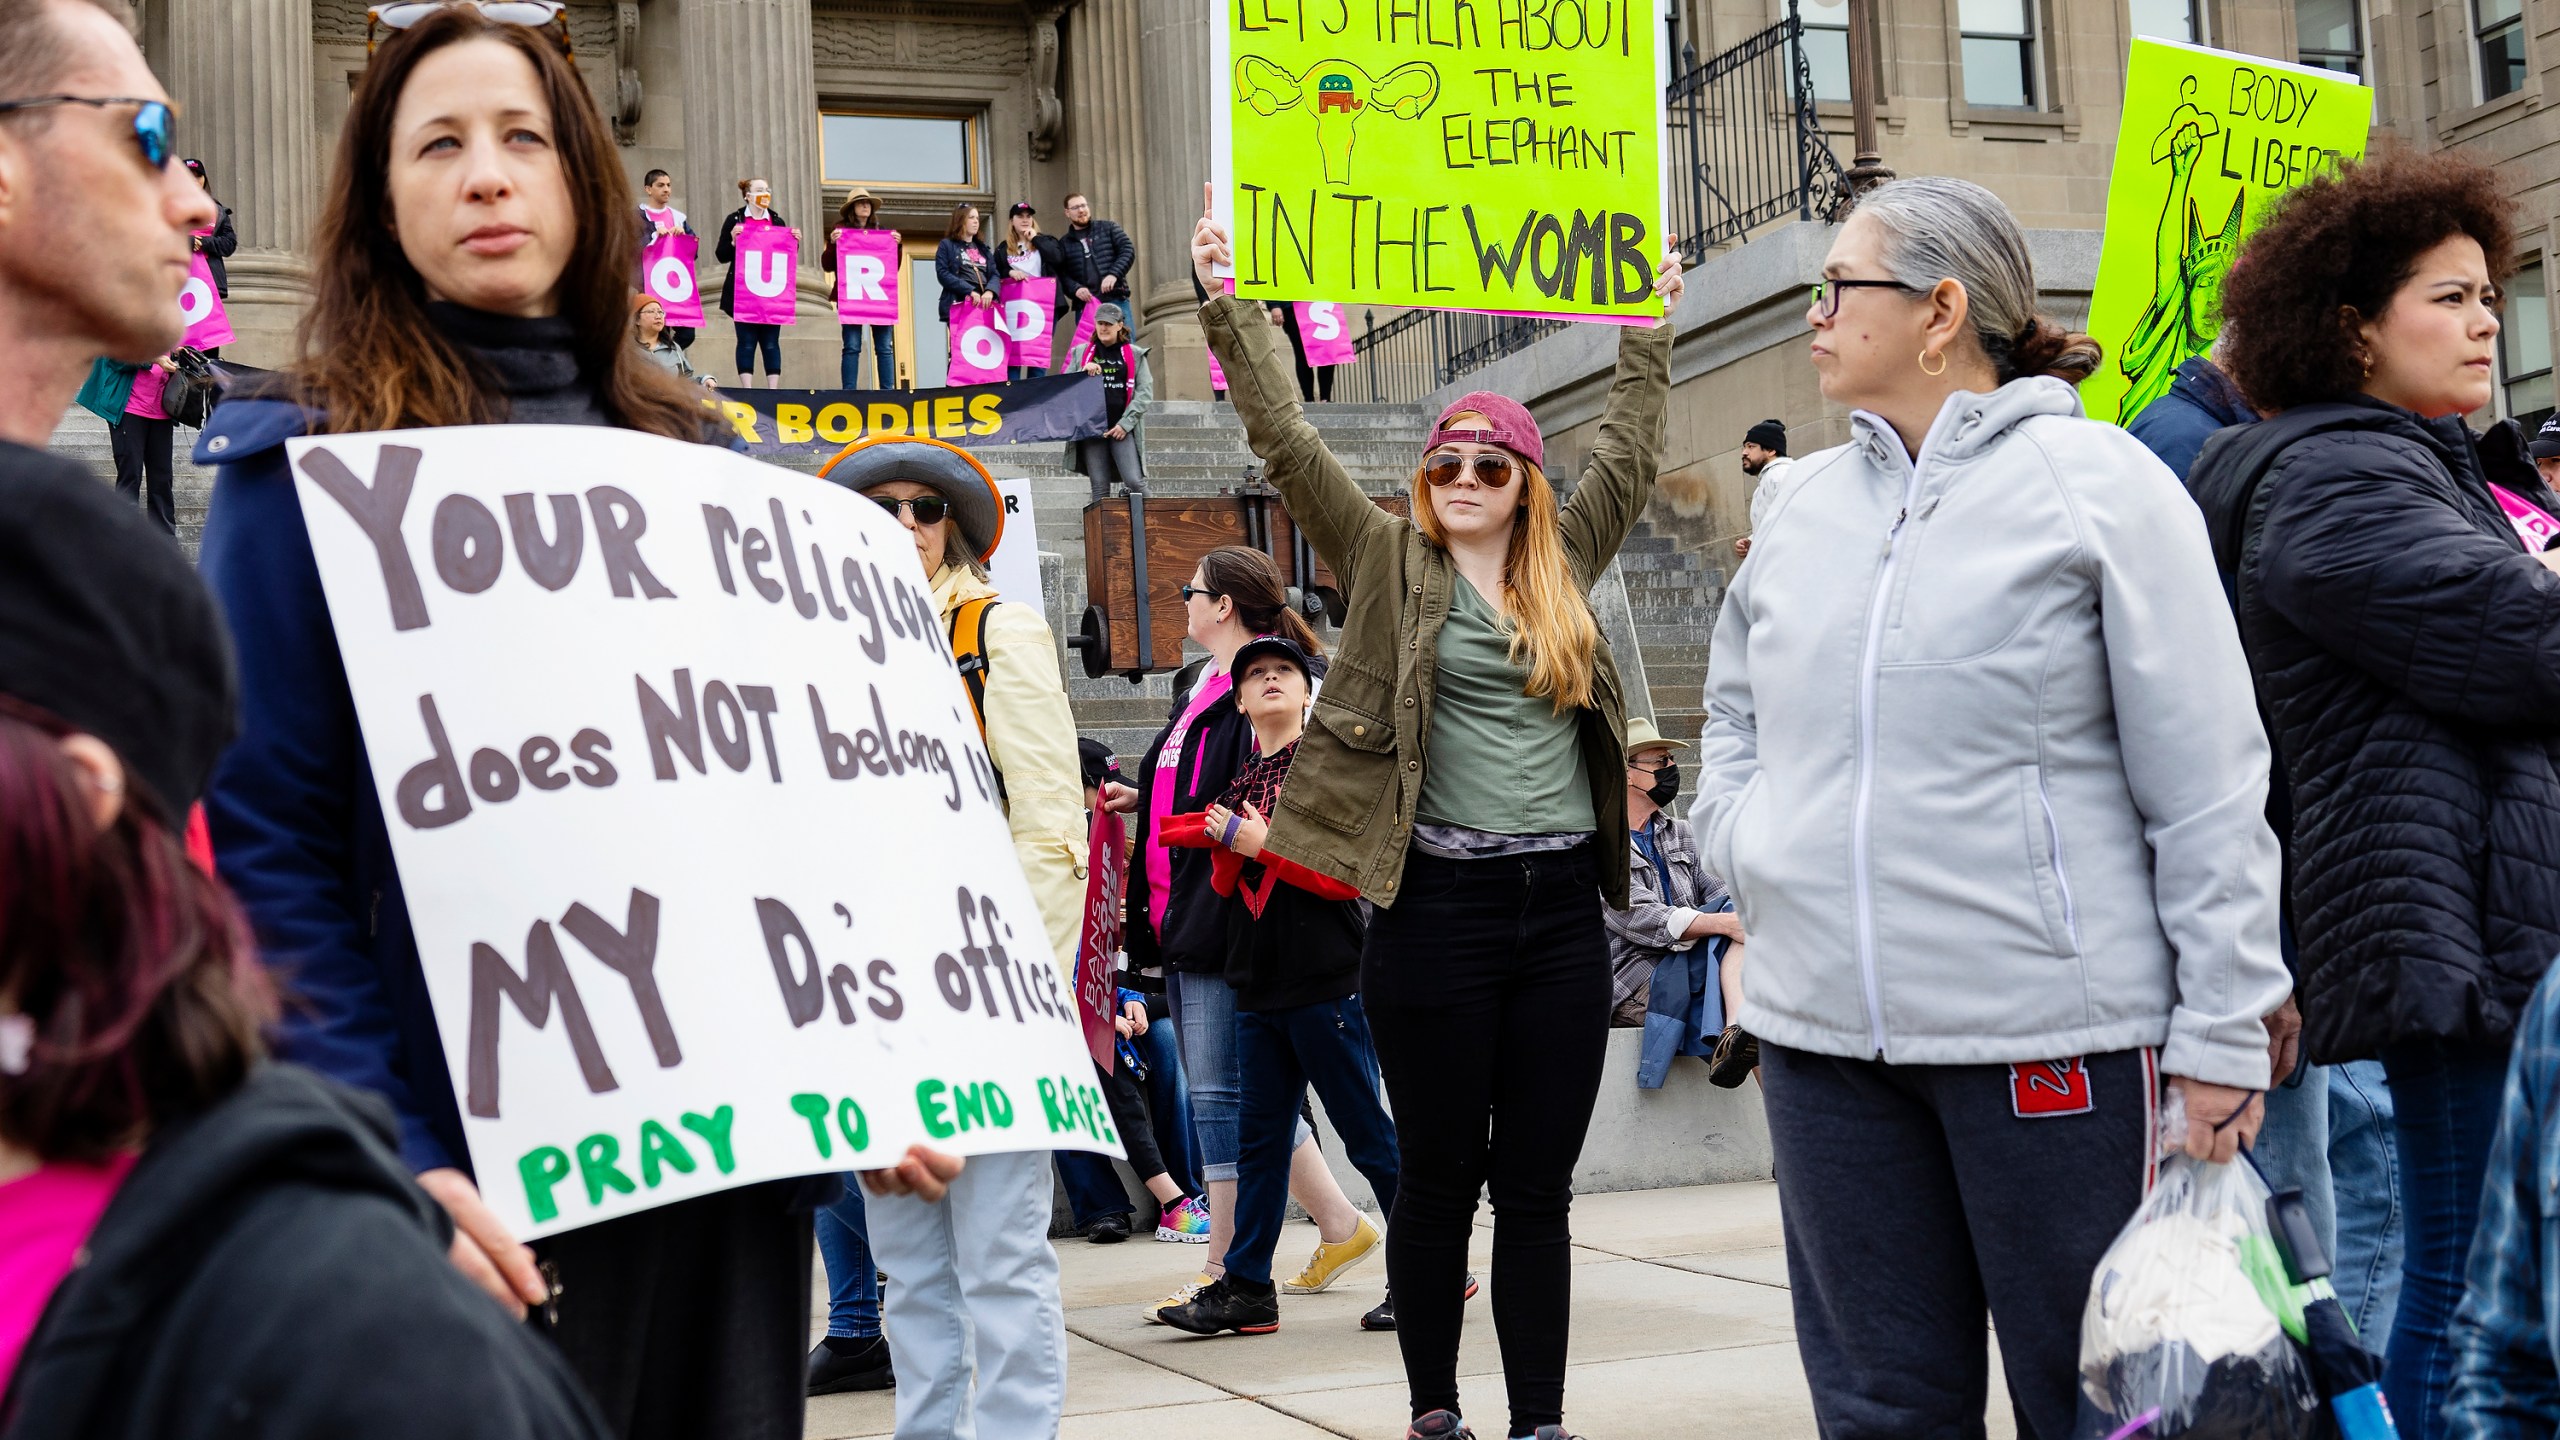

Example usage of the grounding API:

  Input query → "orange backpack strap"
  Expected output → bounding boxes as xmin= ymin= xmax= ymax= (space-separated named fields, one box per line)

xmin=947 ymin=595 xmax=1001 ymax=748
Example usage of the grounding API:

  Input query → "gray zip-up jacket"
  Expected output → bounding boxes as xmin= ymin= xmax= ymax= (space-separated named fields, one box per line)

xmin=1689 ymin=380 xmax=2286 ymax=1088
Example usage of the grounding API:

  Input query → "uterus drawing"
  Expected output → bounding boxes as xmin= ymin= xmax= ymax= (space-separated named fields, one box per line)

xmin=1234 ymin=56 xmax=1442 ymax=186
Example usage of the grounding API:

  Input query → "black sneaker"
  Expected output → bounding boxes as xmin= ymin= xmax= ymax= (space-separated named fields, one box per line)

xmin=1365 ymin=1274 xmax=1476 ymax=1331
xmin=1158 ymin=1275 xmax=1280 ymax=1336
xmin=1082 ymin=1212 xmax=1132 ymax=1245
xmin=1406 ymin=1411 xmax=1475 ymax=1439
xmin=804 ymin=1335 xmax=895 ymax=1395
xmin=1708 ymin=1025 xmax=1759 ymax=1088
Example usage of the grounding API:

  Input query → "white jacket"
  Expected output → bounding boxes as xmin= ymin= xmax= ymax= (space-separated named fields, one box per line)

xmin=1691 ymin=380 xmax=2286 ymax=1087
xmin=1746 ymin=454 xmax=1796 ymax=531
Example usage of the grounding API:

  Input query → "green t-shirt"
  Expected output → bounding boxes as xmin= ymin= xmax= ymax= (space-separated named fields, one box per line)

xmin=1415 ymin=578 xmax=1595 ymax=834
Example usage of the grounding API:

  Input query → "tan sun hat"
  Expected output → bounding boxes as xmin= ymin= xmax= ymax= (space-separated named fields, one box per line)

xmin=1622 ymin=716 xmax=1690 ymax=760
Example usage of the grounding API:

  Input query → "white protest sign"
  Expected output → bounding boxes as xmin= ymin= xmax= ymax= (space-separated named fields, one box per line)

xmin=287 ymin=425 xmax=1121 ymax=1238
xmin=988 ymin=476 xmax=1044 ymax=614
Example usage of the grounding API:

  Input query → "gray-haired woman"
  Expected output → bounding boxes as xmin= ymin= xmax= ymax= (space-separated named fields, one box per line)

xmin=1689 ymin=176 xmax=2292 ymax=1437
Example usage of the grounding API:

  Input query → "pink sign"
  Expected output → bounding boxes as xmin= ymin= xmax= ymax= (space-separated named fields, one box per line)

xmin=1295 ymin=301 xmax=1355 ymax=366
xmin=729 ymin=222 xmax=798 ymax=325
xmin=1207 ymin=346 xmax=1227 ymax=393
xmin=835 ymin=229 xmax=901 ymax=325
xmin=1067 ymin=300 xmax=1101 ymax=367
xmin=177 ymin=252 xmax=233 ymax=350
xmin=948 ymin=299 xmax=1010 ymax=384
xmin=640 ymin=233 xmax=703 ymax=326
xmin=1001 ymin=277 xmax=1057 ymax=371
xmin=1075 ymin=808 xmax=1128 ymax=1071
xmin=2491 ymin=482 xmax=2560 ymax=552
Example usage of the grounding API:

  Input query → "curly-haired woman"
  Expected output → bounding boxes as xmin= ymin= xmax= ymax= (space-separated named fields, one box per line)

xmin=2186 ymin=149 xmax=2552 ymax=1438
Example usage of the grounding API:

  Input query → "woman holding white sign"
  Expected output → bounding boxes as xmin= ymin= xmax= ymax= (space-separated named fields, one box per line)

xmin=818 ymin=435 xmax=1084 ymax=1440
xmin=194 ymin=12 xmax=813 ymax=1439
xmin=1193 ymin=185 xmax=1681 ymax=1440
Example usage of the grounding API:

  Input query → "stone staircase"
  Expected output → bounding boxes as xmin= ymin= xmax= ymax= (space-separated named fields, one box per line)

xmin=1618 ymin=519 xmax=1727 ymax=745
xmin=47 ymin=407 xmax=217 ymax=552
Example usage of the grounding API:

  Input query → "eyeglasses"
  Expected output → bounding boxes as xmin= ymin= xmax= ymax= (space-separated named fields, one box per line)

xmin=0 ymin=97 xmax=174 ymax=171
xmin=1179 ymin=585 xmax=1223 ymax=603
xmin=367 ymin=2 xmax=572 ymax=56
xmin=1423 ymin=450 xmax=1518 ymax=489
xmin=1627 ymin=756 xmax=1677 ymax=773
xmin=1808 ymin=278 xmax=1922 ymax=321
xmin=874 ymin=495 xmax=950 ymax=525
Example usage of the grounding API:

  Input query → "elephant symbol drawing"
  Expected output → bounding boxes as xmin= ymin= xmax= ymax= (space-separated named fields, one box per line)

xmin=1235 ymin=56 xmax=1440 ymax=186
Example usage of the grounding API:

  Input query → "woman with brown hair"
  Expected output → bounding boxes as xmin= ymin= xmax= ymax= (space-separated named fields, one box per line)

xmin=2186 ymin=149 xmax=2549 ymax=1438
xmin=0 ymin=459 xmax=606 ymax=1440
xmin=1192 ymin=183 xmax=1685 ymax=1440
xmin=933 ymin=202 xmax=995 ymax=325
xmin=192 ymin=12 xmax=810 ymax=1438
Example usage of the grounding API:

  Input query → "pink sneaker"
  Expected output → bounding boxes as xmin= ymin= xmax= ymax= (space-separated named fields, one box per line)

xmin=1155 ymin=1194 xmax=1211 ymax=1243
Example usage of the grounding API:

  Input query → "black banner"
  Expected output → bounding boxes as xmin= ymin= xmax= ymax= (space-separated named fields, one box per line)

xmin=712 ymin=375 xmax=1107 ymax=460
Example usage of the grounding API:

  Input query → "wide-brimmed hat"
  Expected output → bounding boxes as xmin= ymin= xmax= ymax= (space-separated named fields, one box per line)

xmin=817 ymin=436 xmax=1006 ymax=565
xmin=1622 ymin=716 xmax=1689 ymax=760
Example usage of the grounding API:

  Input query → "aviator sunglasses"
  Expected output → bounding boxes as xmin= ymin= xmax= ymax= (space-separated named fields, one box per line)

xmin=368 ymin=1 xmax=573 ymax=55
xmin=0 ymin=96 xmax=174 ymax=171
xmin=875 ymin=495 xmax=951 ymax=525
xmin=1423 ymin=449 xmax=1518 ymax=490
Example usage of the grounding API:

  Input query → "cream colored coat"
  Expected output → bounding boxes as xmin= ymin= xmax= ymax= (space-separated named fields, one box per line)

xmin=932 ymin=564 xmax=1089 ymax=967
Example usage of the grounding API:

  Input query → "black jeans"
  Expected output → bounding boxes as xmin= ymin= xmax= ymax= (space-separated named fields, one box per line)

xmin=1361 ymin=843 xmax=1610 ymax=1435
xmin=732 ymin=321 xmax=782 ymax=377
xmin=112 ymin=415 xmax=175 ymax=535
xmin=1761 ymin=1044 xmax=2154 ymax=1440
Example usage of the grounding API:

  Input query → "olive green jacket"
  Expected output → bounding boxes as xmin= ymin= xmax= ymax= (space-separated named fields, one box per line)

xmin=1198 ymin=293 xmax=1674 ymax=908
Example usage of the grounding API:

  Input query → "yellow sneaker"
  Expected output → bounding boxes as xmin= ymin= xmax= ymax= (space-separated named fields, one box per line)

xmin=1283 ymin=1213 xmax=1382 ymax=1294
xmin=1142 ymin=1272 xmax=1214 ymax=1325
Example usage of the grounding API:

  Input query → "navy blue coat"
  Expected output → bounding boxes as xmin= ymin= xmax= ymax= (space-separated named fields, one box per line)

xmin=2127 ymin=357 xmax=2255 ymax=483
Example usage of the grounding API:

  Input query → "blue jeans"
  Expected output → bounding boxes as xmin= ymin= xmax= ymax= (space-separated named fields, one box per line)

xmin=2330 ymin=1058 xmax=2404 ymax=1347
xmin=2251 ymin=1060 xmax=2335 ymax=1271
xmin=839 ymin=323 xmax=895 ymax=389
xmin=1638 ymin=931 xmax=1727 ymax=1090
xmin=733 ymin=321 xmax=782 ymax=377
xmin=1174 ymin=969 xmax=1243 ymax=1182
xmin=2381 ymin=1038 xmax=2510 ymax=1440
xmin=1228 ymin=995 xmax=1401 ymax=1286
xmin=1058 ymin=1016 xmax=1202 ymax=1225
xmin=816 ymin=1182 xmax=881 ymax=1339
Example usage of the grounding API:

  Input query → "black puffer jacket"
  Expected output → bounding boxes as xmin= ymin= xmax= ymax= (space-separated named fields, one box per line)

xmin=2190 ymin=399 xmax=2560 ymax=1061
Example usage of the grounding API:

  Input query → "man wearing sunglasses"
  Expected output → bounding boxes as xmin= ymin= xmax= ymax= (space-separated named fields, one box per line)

xmin=0 ymin=0 xmax=214 ymax=459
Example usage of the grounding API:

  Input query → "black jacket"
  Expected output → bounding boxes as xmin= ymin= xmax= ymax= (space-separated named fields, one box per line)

xmin=1125 ymin=659 xmax=1258 ymax=975
xmin=1224 ymin=873 xmax=1364 ymax=1012
xmin=999 ymin=234 xmax=1072 ymax=311
xmin=1060 ymin=218 xmax=1135 ymax=301
xmin=713 ymin=207 xmax=787 ymax=317
xmin=2190 ymin=400 xmax=2560 ymax=1060
xmin=196 ymin=201 xmax=237 ymax=298
xmin=0 ymin=1066 xmax=610 ymax=1440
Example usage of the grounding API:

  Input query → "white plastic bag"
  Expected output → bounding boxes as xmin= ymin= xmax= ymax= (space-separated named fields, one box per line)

xmin=2075 ymin=1153 xmax=2321 ymax=1440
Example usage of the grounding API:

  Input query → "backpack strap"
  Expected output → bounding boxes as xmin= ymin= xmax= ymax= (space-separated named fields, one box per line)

xmin=948 ymin=595 xmax=1001 ymax=747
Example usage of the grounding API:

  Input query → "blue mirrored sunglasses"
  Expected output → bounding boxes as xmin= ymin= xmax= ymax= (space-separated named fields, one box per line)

xmin=0 ymin=96 xmax=174 ymax=170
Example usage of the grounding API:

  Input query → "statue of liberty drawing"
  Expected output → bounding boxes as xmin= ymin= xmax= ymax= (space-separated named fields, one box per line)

xmin=2117 ymin=75 xmax=2247 ymax=425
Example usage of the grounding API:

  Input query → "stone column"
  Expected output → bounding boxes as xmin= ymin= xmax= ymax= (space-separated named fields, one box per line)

xmin=681 ymin=0 xmax=823 ymax=377
xmin=163 ymin=0 xmax=316 ymax=367
xmin=1136 ymin=0 xmax=1212 ymax=391
xmin=1068 ymin=0 xmax=1148 ymax=235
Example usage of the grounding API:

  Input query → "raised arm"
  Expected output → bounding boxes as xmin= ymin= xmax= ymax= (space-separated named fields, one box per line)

xmin=1556 ymin=318 xmax=1676 ymax=587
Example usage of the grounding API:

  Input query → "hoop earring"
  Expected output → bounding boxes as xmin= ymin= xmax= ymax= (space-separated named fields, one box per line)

xmin=1918 ymin=349 xmax=1948 ymax=377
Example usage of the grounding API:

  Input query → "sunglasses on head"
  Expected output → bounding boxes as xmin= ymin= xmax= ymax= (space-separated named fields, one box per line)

xmin=0 ymin=97 xmax=174 ymax=171
xmin=875 ymin=495 xmax=950 ymax=525
xmin=367 ymin=1 xmax=573 ymax=56
xmin=1423 ymin=449 xmax=1518 ymax=489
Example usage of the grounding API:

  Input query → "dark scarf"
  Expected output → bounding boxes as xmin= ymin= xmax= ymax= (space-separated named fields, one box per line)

xmin=424 ymin=301 xmax=607 ymax=427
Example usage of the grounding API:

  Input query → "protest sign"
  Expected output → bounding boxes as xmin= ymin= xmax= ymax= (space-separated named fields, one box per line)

xmin=2085 ymin=40 xmax=2372 ymax=426
xmin=640 ymin=233 xmax=704 ymax=327
xmin=1067 ymin=301 xmax=1101 ymax=368
xmin=178 ymin=251 xmax=233 ymax=350
xmin=1074 ymin=809 xmax=1128 ymax=1071
xmin=288 ymin=425 xmax=1119 ymax=1238
xmin=836 ymin=230 xmax=901 ymax=326
xmin=986 ymin=476 xmax=1045 ymax=613
xmin=1295 ymin=301 xmax=1355 ymax=366
xmin=1002 ymin=277 xmax=1058 ymax=371
xmin=731 ymin=222 xmax=800 ymax=326
xmin=713 ymin=375 xmax=1108 ymax=461
xmin=949 ymin=299 xmax=1011 ymax=383
xmin=1211 ymin=0 xmax=1667 ymax=320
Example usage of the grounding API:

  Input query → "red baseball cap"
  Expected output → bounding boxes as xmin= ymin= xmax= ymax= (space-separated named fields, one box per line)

xmin=1429 ymin=390 xmax=1543 ymax=472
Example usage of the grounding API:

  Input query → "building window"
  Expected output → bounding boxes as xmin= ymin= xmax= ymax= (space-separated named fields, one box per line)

xmin=2130 ymin=0 xmax=2199 ymax=42
xmin=820 ymin=111 xmax=979 ymax=188
xmin=1796 ymin=0 xmax=1850 ymax=102
xmin=2295 ymin=0 xmax=2363 ymax=75
xmin=2477 ymin=0 xmax=2527 ymax=101
xmin=1959 ymin=0 xmax=2038 ymax=107
xmin=2503 ymin=261 xmax=2553 ymax=423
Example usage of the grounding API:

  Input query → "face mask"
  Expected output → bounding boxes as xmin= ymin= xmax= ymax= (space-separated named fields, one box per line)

xmin=1643 ymin=763 xmax=1680 ymax=807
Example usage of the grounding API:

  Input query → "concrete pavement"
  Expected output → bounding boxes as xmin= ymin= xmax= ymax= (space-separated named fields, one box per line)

xmin=804 ymin=1180 xmax=2020 ymax=1439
